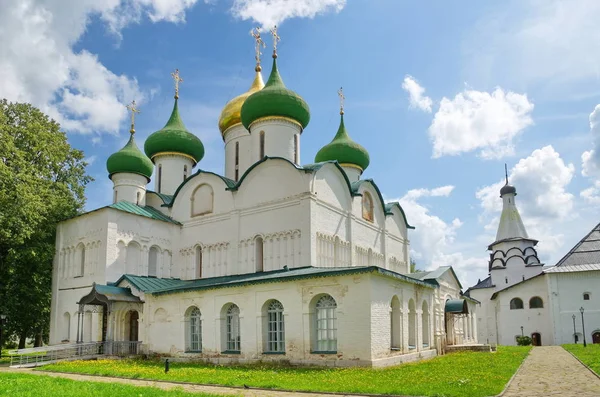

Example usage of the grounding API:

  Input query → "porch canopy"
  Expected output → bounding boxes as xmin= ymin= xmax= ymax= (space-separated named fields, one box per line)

xmin=77 ymin=283 xmax=142 ymax=306
xmin=445 ymin=299 xmax=468 ymax=314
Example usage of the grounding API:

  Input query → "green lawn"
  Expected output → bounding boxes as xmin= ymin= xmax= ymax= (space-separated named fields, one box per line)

xmin=563 ymin=344 xmax=600 ymax=375
xmin=40 ymin=346 xmax=531 ymax=397
xmin=0 ymin=372 xmax=224 ymax=397
xmin=0 ymin=350 xmax=12 ymax=365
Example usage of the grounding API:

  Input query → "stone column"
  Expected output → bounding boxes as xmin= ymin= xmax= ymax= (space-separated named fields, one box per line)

xmin=416 ymin=309 xmax=423 ymax=352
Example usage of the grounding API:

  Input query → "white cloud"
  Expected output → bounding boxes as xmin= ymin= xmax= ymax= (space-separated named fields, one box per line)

xmin=0 ymin=0 xmax=197 ymax=135
xmin=428 ymin=87 xmax=534 ymax=159
xmin=466 ymin=1 xmax=600 ymax=92
xmin=230 ymin=0 xmax=346 ymax=28
xmin=476 ymin=145 xmax=575 ymax=257
xmin=581 ymin=182 xmax=600 ymax=204
xmin=402 ymin=75 xmax=432 ymax=113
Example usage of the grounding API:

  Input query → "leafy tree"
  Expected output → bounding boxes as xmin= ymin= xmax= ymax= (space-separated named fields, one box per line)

xmin=516 ymin=336 xmax=532 ymax=346
xmin=409 ymin=257 xmax=421 ymax=273
xmin=0 ymin=99 xmax=92 ymax=348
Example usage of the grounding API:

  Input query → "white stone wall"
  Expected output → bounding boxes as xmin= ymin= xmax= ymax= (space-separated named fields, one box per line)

xmin=547 ymin=271 xmax=600 ymax=345
xmin=249 ymin=119 xmax=302 ymax=164
xmin=223 ymin=125 xmax=253 ymax=181
xmin=490 ymin=240 xmax=543 ymax=288
xmin=153 ymin=154 xmax=195 ymax=195
xmin=111 ymin=172 xmax=148 ymax=205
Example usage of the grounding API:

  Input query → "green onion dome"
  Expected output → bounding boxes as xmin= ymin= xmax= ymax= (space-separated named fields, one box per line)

xmin=144 ymin=98 xmax=205 ymax=164
xmin=241 ymin=56 xmax=310 ymax=130
xmin=315 ymin=113 xmax=370 ymax=171
xmin=106 ymin=132 xmax=154 ymax=180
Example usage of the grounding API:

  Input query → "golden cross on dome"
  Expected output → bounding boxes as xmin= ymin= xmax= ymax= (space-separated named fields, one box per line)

xmin=338 ymin=87 xmax=345 ymax=115
xmin=270 ymin=25 xmax=280 ymax=58
xmin=126 ymin=100 xmax=140 ymax=133
xmin=250 ymin=27 xmax=265 ymax=70
xmin=171 ymin=69 xmax=184 ymax=99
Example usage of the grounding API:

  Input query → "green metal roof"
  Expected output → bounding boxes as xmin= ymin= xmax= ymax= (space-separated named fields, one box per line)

xmin=106 ymin=133 xmax=154 ymax=180
xmin=117 ymin=266 xmax=434 ymax=297
xmin=108 ymin=201 xmax=181 ymax=225
xmin=147 ymin=191 xmax=174 ymax=205
xmin=407 ymin=266 xmax=462 ymax=289
xmin=445 ymin=299 xmax=468 ymax=313
xmin=315 ymin=114 xmax=370 ymax=171
xmin=144 ymin=98 xmax=205 ymax=164
xmin=78 ymin=283 xmax=142 ymax=305
xmin=241 ymin=57 xmax=310 ymax=130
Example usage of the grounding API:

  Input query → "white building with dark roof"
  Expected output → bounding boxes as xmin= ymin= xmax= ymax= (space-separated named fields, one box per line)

xmin=48 ymin=33 xmax=479 ymax=367
xmin=466 ymin=180 xmax=600 ymax=346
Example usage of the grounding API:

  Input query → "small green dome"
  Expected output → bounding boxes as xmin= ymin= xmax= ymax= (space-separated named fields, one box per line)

xmin=144 ymin=98 xmax=205 ymax=164
xmin=107 ymin=133 xmax=154 ymax=180
xmin=241 ymin=57 xmax=310 ymax=130
xmin=315 ymin=113 xmax=370 ymax=171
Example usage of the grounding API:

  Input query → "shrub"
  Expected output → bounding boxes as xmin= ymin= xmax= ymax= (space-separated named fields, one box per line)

xmin=516 ymin=336 xmax=532 ymax=346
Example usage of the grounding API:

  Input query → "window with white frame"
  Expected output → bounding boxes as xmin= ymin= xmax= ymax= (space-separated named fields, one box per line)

xmin=315 ymin=295 xmax=337 ymax=352
xmin=186 ymin=307 xmax=202 ymax=352
xmin=265 ymin=300 xmax=285 ymax=353
xmin=226 ymin=304 xmax=241 ymax=352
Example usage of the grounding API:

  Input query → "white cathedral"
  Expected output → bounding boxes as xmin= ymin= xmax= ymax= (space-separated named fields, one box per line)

xmin=48 ymin=31 xmax=479 ymax=367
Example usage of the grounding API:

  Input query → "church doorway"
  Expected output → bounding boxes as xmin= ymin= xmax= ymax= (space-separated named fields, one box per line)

xmin=592 ymin=331 xmax=600 ymax=344
xmin=128 ymin=311 xmax=139 ymax=342
xmin=531 ymin=332 xmax=541 ymax=346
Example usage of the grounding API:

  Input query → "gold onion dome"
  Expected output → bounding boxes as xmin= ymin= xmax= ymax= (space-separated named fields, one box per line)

xmin=218 ymin=69 xmax=265 ymax=137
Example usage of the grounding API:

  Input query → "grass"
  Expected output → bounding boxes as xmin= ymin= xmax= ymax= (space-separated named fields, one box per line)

xmin=40 ymin=346 xmax=531 ymax=397
xmin=0 ymin=372 xmax=225 ymax=397
xmin=563 ymin=344 xmax=600 ymax=375
xmin=0 ymin=350 xmax=12 ymax=365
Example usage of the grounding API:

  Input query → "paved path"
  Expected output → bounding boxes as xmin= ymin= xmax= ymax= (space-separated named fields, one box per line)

xmin=502 ymin=346 xmax=600 ymax=397
xmin=0 ymin=367 xmax=362 ymax=397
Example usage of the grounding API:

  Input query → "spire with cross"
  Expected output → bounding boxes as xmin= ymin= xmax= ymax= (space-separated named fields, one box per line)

xmin=338 ymin=87 xmax=345 ymax=115
xmin=126 ymin=100 xmax=140 ymax=133
xmin=270 ymin=25 xmax=280 ymax=58
xmin=171 ymin=69 xmax=184 ymax=99
xmin=250 ymin=27 xmax=265 ymax=71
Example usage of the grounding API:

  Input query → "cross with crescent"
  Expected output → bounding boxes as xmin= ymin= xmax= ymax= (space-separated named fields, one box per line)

xmin=171 ymin=69 xmax=183 ymax=98
xmin=338 ymin=87 xmax=345 ymax=115
xmin=270 ymin=25 xmax=280 ymax=57
xmin=126 ymin=100 xmax=141 ymax=133
xmin=250 ymin=27 xmax=265 ymax=70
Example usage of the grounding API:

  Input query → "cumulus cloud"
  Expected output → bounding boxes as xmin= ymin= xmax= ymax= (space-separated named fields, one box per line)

xmin=428 ymin=87 xmax=534 ymax=159
xmin=402 ymin=75 xmax=432 ymax=113
xmin=230 ymin=0 xmax=346 ymax=28
xmin=476 ymin=145 xmax=575 ymax=256
xmin=0 ymin=0 xmax=197 ymax=135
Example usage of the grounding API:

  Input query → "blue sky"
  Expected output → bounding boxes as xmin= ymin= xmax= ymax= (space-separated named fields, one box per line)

xmin=3 ymin=0 xmax=600 ymax=288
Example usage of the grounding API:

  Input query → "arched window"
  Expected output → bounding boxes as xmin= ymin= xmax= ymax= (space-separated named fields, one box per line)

xmin=148 ymin=246 xmax=159 ymax=277
xmin=265 ymin=300 xmax=285 ymax=353
xmin=136 ymin=191 xmax=141 ymax=205
xmin=195 ymin=246 xmax=203 ymax=278
xmin=529 ymin=296 xmax=543 ymax=308
xmin=158 ymin=164 xmax=162 ymax=193
xmin=510 ymin=298 xmax=524 ymax=310
xmin=583 ymin=292 xmax=591 ymax=301
xmin=225 ymin=304 xmax=241 ymax=352
xmin=260 ymin=131 xmax=265 ymax=158
xmin=183 ymin=165 xmax=188 ymax=181
xmin=314 ymin=295 xmax=337 ymax=352
xmin=235 ymin=141 xmax=240 ymax=181
xmin=293 ymin=134 xmax=299 ymax=164
xmin=362 ymin=192 xmax=374 ymax=222
xmin=390 ymin=296 xmax=401 ymax=350
xmin=186 ymin=307 xmax=202 ymax=352
xmin=191 ymin=184 xmax=214 ymax=216
xmin=113 ymin=190 xmax=118 ymax=203
xmin=255 ymin=236 xmax=264 ymax=272
xmin=126 ymin=241 xmax=141 ymax=274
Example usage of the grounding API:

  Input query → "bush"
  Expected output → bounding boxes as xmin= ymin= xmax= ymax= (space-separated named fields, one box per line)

xmin=516 ymin=336 xmax=532 ymax=346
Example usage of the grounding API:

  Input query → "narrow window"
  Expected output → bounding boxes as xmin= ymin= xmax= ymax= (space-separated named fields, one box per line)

xmin=260 ymin=131 xmax=265 ymax=159
xmin=186 ymin=307 xmax=202 ymax=352
xmin=255 ymin=236 xmax=264 ymax=272
xmin=315 ymin=295 xmax=337 ymax=352
xmin=266 ymin=300 xmax=285 ymax=353
xmin=148 ymin=246 xmax=159 ymax=277
xmin=158 ymin=164 xmax=162 ymax=193
xmin=184 ymin=165 xmax=188 ymax=181
xmin=510 ymin=298 xmax=524 ymax=310
xmin=78 ymin=245 xmax=86 ymax=277
xmin=529 ymin=296 xmax=543 ymax=309
xmin=293 ymin=134 xmax=299 ymax=164
xmin=226 ymin=304 xmax=241 ymax=352
xmin=583 ymin=292 xmax=590 ymax=301
xmin=195 ymin=246 xmax=203 ymax=278
xmin=136 ymin=191 xmax=141 ymax=205
xmin=235 ymin=141 xmax=240 ymax=181
xmin=113 ymin=190 xmax=118 ymax=203
xmin=362 ymin=192 xmax=374 ymax=222
xmin=390 ymin=297 xmax=401 ymax=350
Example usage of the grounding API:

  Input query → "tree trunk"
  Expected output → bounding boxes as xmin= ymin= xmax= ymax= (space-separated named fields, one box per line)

xmin=18 ymin=331 xmax=27 ymax=349
xmin=34 ymin=332 xmax=42 ymax=347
